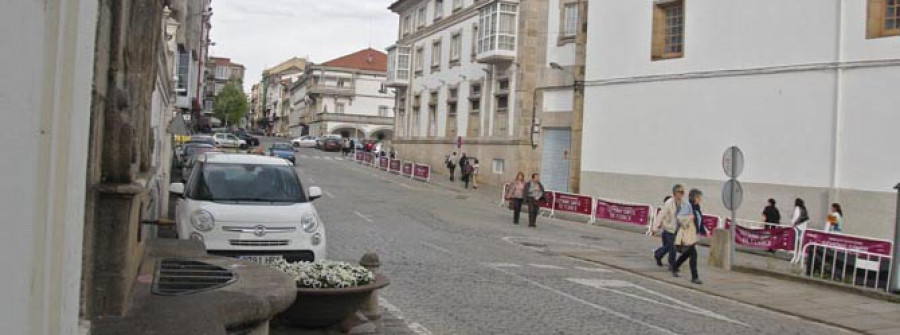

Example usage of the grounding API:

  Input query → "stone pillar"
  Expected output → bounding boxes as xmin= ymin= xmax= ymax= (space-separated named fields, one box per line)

xmin=359 ymin=252 xmax=382 ymax=321
xmin=708 ymin=228 xmax=733 ymax=270
xmin=569 ymin=0 xmax=589 ymax=194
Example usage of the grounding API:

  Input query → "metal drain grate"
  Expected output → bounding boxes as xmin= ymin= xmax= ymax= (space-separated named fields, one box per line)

xmin=153 ymin=259 xmax=237 ymax=296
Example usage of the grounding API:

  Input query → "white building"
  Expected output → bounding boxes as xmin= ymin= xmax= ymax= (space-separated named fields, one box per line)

xmin=582 ymin=0 xmax=900 ymax=239
xmin=386 ymin=0 xmax=585 ymax=190
xmin=290 ymin=48 xmax=395 ymax=140
xmin=261 ymin=57 xmax=306 ymax=136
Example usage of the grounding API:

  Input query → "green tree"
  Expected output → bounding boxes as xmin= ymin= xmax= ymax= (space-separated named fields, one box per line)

xmin=214 ymin=81 xmax=248 ymax=126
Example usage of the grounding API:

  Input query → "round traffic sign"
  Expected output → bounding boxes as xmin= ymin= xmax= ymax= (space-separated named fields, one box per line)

xmin=722 ymin=146 xmax=745 ymax=179
xmin=722 ymin=179 xmax=744 ymax=211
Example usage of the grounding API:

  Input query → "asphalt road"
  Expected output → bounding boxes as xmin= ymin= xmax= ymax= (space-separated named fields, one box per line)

xmin=258 ymin=137 xmax=853 ymax=335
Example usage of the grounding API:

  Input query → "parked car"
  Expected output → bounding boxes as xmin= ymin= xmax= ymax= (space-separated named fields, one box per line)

xmin=170 ymin=154 xmax=327 ymax=264
xmin=291 ymin=136 xmax=318 ymax=148
xmin=233 ymin=131 xmax=259 ymax=147
xmin=180 ymin=146 xmax=220 ymax=181
xmin=316 ymin=135 xmax=342 ymax=150
xmin=188 ymin=135 xmax=216 ymax=147
xmin=322 ymin=138 xmax=343 ymax=152
xmin=213 ymin=132 xmax=247 ymax=149
xmin=180 ymin=143 xmax=216 ymax=167
xmin=269 ymin=143 xmax=296 ymax=164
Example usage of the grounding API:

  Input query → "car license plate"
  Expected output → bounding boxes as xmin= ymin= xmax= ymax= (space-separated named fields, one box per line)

xmin=237 ymin=255 xmax=283 ymax=265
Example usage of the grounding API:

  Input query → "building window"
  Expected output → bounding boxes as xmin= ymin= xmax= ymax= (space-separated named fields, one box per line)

xmin=497 ymin=78 xmax=509 ymax=92
xmin=652 ymin=0 xmax=685 ymax=60
xmin=868 ymin=0 xmax=900 ymax=38
xmin=431 ymin=40 xmax=442 ymax=71
xmin=471 ymin=23 xmax=479 ymax=60
xmin=402 ymin=15 xmax=412 ymax=36
xmin=417 ymin=7 xmax=426 ymax=28
xmin=415 ymin=46 xmax=424 ymax=75
xmin=453 ymin=0 xmax=463 ymax=12
xmin=492 ymin=159 xmax=505 ymax=174
xmin=450 ymin=32 xmax=462 ymax=65
xmin=215 ymin=83 xmax=224 ymax=95
xmin=478 ymin=2 xmax=518 ymax=54
xmin=434 ymin=0 xmax=444 ymax=20
xmin=379 ymin=105 xmax=390 ymax=117
xmin=177 ymin=45 xmax=189 ymax=95
xmin=561 ymin=2 xmax=578 ymax=41
xmin=336 ymin=103 xmax=345 ymax=114
xmin=412 ymin=93 xmax=421 ymax=136
xmin=428 ymin=91 xmax=438 ymax=137
xmin=397 ymin=46 xmax=411 ymax=80
xmin=447 ymin=87 xmax=458 ymax=117
xmin=215 ymin=66 xmax=227 ymax=79
xmin=337 ymin=78 xmax=350 ymax=88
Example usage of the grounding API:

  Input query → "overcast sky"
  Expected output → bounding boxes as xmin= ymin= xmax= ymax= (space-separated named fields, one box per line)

xmin=209 ymin=0 xmax=398 ymax=91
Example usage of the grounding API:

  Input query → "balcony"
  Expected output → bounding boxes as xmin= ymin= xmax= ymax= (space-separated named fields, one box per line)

xmin=386 ymin=45 xmax=411 ymax=87
xmin=307 ymin=84 xmax=355 ymax=97
xmin=475 ymin=0 xmax=518 ymax=64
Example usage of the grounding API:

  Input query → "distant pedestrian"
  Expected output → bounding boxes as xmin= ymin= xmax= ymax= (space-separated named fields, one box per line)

xmin=342 ymin=138 xmax=351 ymax=156
xmin=389 ymin=147 xmax=396 ymax=159
xmin=673 ymin=189 xmax=703 ymax=285
xmin=762 ymin=198 xmax=781 ymax=229
xmin=505 ymin=172 xmax=526 ymax=225
xmin=445 ymin=152 xmax=458 ymax=181
xmin=653 ymin=184 xmax=692 ymax=276
xmin=460 ymin=153 xmax=471 ymax=188
xmin=524 ymin=173 xmax=546 ymax=228
xmin=826 ymin=203 xmax=843 ymax=233
xmin=349 ymin=139 xmax=356 ymax=153
xmin=791 ymin=198 xmax=810 ymax=231
xmin=471 ymin=159 xmax=480 ymax=189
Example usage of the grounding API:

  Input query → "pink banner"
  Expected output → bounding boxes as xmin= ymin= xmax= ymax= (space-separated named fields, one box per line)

xmin=538 ymin=192 xmax=555 ymax=210
xmin=378 ymin=157 xmax=389 ymax=170
xmin=734 ymin=225 xmax=797 ymax=251
xmin=364 ymin=153 xmax=375 ymax=165
xmin=413 ymin=164 xmax=430 ymax=181
xmin=401 ymin=162 xmax=413 ymax=177
xmin=389 ymin=159 xmax=401 ymax=173
xmin=553 ymin=193 xmax=593 ymax=217
xmin=355 ymin=151 xmax=364 ymax=162
xmin=802 ymin=230 xmax=893 ymax=256
xmin=700 ymin=215 xmax=720 ymax=237
xmin=595 ymin=199 xmax=651 ymax=226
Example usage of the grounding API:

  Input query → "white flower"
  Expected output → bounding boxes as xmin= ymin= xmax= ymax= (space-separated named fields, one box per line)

xmin=268 ymin=259 xmax=375 ymax=288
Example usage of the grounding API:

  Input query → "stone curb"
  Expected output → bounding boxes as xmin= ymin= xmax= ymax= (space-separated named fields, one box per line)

xmin=732 ymin=265 xmax=900 ymax=304
xmin=561 ymin=252 xmax=867 ymax=335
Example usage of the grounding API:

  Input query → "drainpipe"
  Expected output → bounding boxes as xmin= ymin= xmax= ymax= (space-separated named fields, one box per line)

xmin=830 ymin=0 xmax=846 ymax=203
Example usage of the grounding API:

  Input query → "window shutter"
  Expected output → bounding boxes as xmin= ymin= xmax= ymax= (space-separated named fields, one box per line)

xmin=651 ymin=6 xmax=666 ymax=59
xmin=867 ymin=0 xmax=884 ymax=39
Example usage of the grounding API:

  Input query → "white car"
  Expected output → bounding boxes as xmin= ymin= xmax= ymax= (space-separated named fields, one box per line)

xmin=213 ymin=132 xmax=247 ymax=149
xmin=170 ymin=153 xmax=327 ymax=264
xmin=291 ymin=136 xmax=318 ymax=148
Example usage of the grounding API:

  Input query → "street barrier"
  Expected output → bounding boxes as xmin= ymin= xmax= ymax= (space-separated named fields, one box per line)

xmin=364 ymin=153 xmax=375 ymax=166
xmin=401 ymin=161 xmax=413 ymax=178
xmin=412 ymin=163 xmax=430 ymax=182
xmin=355 ymin=151 xmax=365 ymax=163
xmin=389 ymin=159 xmax=402 ymax=174
xmin=700 ymin=215 xmax=721 ymax=237
xmin=801 ymin=230 xmax=893 ymax=257
xmin=593 ymin=198 xmax=652 ymax=226
xmin=538 ymin=191 xmax=555 ymax=217
xmin=550 ymin=192 xmax=593 ymax=222
xmin=499 ymin=183 xmax=510 ymax=207
xmin=802 ymin=242 xmax=893 ymax=292
xmin=378 ymin=156 xmax=389 ymax=170
xmin=724 ymin=218 xmax=797 ymax=251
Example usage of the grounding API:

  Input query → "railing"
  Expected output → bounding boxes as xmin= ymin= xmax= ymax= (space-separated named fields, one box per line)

xmin=802 ymin=242 xmax=893 ymax=292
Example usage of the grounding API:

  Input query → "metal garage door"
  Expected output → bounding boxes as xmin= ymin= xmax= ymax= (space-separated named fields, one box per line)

xmin=541 ymin=128 xmax=571 ymax=193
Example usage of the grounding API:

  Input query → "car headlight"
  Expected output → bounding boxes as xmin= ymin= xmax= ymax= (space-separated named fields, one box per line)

xmin=190 ymin=210 xmax=215 ymax=232
xmin=301 ymin=213 xmax=319 ymax=233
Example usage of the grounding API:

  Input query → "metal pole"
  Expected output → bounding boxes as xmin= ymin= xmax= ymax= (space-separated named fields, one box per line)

xmin=890 ymin=183 xmax=900 ymax=293
xmin=730 ymin=149 xmax=737 ymax=268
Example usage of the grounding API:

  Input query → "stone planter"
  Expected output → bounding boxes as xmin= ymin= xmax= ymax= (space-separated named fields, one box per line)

xmin=278 ymin=273 xmax=390 ymax=329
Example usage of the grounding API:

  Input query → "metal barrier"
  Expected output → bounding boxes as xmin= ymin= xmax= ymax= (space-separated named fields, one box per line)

xmin=802 ymin=242 xmax=893 ymax=292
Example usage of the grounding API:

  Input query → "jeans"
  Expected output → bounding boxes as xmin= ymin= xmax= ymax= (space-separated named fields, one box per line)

xmin=449 ymin=166 xmax=456 ymax=181
xmin=512 ymin=198 xmax=523 ymax=224
xmin=654 ymin=231 xmax=677 ymax=271
xmin=527 ymin=199 xmax=540 ymax=227
xmin=674 ymin=245 xmax=699 ymax=280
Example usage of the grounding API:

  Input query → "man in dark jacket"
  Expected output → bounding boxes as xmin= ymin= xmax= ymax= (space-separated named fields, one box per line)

xmin=524 ymin=173 xmax=546 ymax=227
xmin=762 ymin=198 xmax=781 ymax=229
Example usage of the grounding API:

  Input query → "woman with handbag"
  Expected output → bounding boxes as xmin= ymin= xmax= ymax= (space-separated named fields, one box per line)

xmin=505 ymin=172 xmax=526 ymax=225
xmin=673 ymin=191 xmax=702 ymax=284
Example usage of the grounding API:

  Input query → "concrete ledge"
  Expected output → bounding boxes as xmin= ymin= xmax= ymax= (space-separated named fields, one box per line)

xmin=92 ymin=238 xmax=296 ymax=335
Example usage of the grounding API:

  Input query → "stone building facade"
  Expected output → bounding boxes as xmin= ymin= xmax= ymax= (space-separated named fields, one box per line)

xmin=386 ymin=0 xmax=586 ymax=191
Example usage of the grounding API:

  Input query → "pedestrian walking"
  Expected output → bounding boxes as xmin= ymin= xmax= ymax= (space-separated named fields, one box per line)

xmin=460 ymin=154 xmax=471 ymax=188
xmin=826 ymin=203 xmax=843 ymax=233
xmin=349 ymin=139 xmax=356 ymax=153
xmin=472 ymin=159 xmax=480 ymax=189
xmin=342 ymin=138 xmax=351 ymax=157
xmin=762 ymin=198 xmax=781 ymax=230
xmin=652 ymin=184 xmax=692 ymax=276
xmin=504 ymin=172 xmax=526 ymax=225
xmin=673 ymin=189 xmax=703 ymax=284
xmin=389 ymin=147 xmax=396 ymax=159
xmin=524 ymin=173 xmax=546 ymax=228
xmin=445 ymin=152 xmax=458 ymax=181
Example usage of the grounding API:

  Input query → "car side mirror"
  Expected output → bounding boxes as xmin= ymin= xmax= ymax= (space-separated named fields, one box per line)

xmin=308 ymin=186 xmax=322 ymax=201
xmin=170 ymin=183 xmax=185 ymax=195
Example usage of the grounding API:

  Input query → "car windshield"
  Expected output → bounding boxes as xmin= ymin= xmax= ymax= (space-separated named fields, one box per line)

xmin=271 ymin=143 xmax=292 ymax=151
xmin=187 ymin=163 xmax=305 ymax=203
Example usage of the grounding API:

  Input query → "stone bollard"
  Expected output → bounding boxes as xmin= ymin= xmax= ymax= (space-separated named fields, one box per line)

xmin=359 ymin=252 xmax=382 ymax=321
xmin=708 ymin=228 xmax=732 ymax=270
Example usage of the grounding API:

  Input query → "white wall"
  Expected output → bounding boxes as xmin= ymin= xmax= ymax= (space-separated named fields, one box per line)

xmin=542 ymin=88 xmax=573 ymax=112
xmin=0 ymin=1 xmax=97 ymax=333
xmin=545 ymin=0 xmax=576 ymax=67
